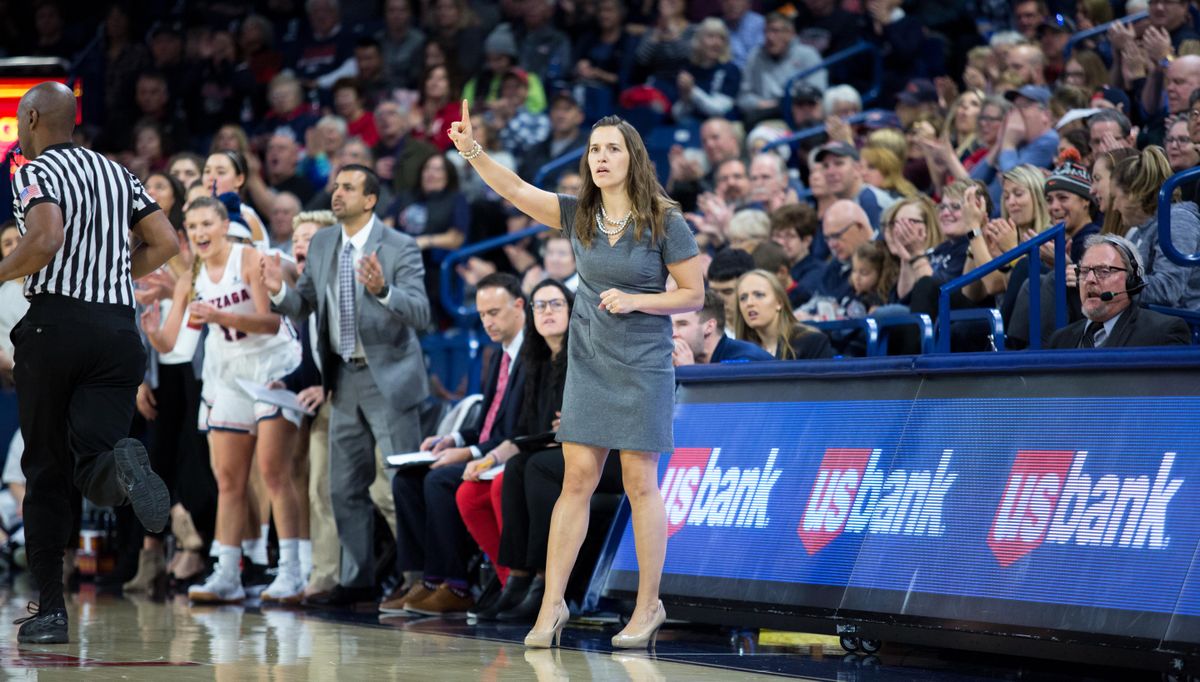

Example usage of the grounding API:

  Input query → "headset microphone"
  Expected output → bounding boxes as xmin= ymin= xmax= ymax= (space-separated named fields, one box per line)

xmin=1097 ymin=280 xmax=1146 ymax=302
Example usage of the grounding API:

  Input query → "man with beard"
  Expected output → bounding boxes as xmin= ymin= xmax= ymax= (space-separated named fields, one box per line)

xmin=1048 ymin=235 xmax=1190 ymax=349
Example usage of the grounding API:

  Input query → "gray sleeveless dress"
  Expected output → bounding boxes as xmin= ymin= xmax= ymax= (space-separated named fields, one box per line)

xmin=554 ymin=194 xmax=700 ymax=453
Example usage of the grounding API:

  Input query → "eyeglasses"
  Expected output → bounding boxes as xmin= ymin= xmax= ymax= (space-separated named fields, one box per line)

xmin=977 ymin=114 xmax=1003 ymax=124
xmin=532 ymin=299 xmax=568 ymax=312
xmin=1075 ymin=265 xmax=1128 ymax=280
xmin=938 ymin=201 xmax=963 ymax=214
xmin=824 ymin=221 xmax=862 ymax=243
xmin=1166 ymin=135 xmax=1193 ymax=146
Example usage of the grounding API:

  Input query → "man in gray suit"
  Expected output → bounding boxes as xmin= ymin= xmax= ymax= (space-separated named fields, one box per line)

xmin=262 ymin=164 xmax=431 ymax=606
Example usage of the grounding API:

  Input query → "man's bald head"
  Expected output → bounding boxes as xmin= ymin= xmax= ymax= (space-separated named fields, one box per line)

xmin=17 ymin=81 xmax=76 ymax=158
xmin=822 ymin=200 xmax=872 ymax=262
xmin=1167 ymin=56 xmax=1200 ymax=114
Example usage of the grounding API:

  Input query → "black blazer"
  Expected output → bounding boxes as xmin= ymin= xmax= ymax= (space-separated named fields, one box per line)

xmin=460 ymin=346 xmax=527 ymax=454
xmin=777 ymin=328 xmax=836 ymax=360
xmin=1046 ymin=305 xmax=1192 ymax=349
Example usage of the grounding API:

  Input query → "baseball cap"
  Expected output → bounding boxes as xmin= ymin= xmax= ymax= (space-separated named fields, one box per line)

xmin=550 ymin=89 xmax=579 ymax=108
xmin=789 ymin=81 xmax=822 ymax=104
xmin=1005 ymin=85 xmax=1052 ymax=107
xmin=1092 ymin=85 xmax=1131 ymax=114
xmin=896 ymin=79 xmax=938 ymax=106
xmin=813 ymin=141 xmax=860 ymax=162
xmin=1038 ymin=13 xmax=1078 ymax=36
xmin=502 ymin=67 xmax=530 ymax=88
xmin=861 ymin=110 xmax=902 ymax=130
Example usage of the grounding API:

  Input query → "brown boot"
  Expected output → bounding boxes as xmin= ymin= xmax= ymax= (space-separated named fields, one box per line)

xmin=404 ymin=583 xmax=473 ymax=617
xmin=170 ymin=505 xmax=204 ymax=551
xmin=123 ymin=548 xmax=166 ymax=593
xmin=379 ymin=583 xmax=434 ymax=614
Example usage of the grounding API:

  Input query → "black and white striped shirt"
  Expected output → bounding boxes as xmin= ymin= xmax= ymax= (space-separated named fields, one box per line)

xmin=10 ymin=143 xmax=159 ymax=306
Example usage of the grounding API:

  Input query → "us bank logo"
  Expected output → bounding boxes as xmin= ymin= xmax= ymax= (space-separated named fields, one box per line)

xmin=988 ymin=450 xmax=1184 ymax=567
xmin=660 ymin=448 xmax=783 ymax=538
xmin=796 ymin=448 xmax=959 ymax=555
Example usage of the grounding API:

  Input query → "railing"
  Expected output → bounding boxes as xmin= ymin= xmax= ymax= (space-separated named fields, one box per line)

xmin=811 ymin=313 xmax=934 ymax=356
xmin=781 ymin=41 xmax=883 ymax=123
xmin=1157 ymin=165 xmax=1200 ymax=266
xmin=439 ymin=225 xmax=549 ymax=325
xmin=1064 ymin=11 xmax=1148 ymax=60
xmin=533 ymin=145 xmax=587 ymax=189
xmin=943 ymin=308 xmax=1006 ymax=351
xmin=936 ymin=223 xmax=1067 ymax=353
xmin=763 ymin=109 xmax=892 ymax=157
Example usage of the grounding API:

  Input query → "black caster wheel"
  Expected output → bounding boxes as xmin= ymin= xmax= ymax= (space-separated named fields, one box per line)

xmin=860 ymin=639 xmax=882 ymax=654
xmin=840 ymin=636 xmax=861 ymax=653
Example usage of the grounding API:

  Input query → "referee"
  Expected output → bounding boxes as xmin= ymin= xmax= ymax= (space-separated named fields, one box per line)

xmin=5 ymin=82 xmax=179 ymax=644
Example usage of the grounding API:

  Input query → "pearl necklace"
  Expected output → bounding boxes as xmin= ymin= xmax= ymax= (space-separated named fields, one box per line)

xmin=596 ymin=205 xmax=632 ymax=236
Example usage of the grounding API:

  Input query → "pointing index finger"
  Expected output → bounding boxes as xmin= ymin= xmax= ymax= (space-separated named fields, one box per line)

xmin=461 ymin=98 xmax=469 ymax=123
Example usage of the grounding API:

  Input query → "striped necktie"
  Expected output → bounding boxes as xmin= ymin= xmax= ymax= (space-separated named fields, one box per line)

xmin=338 ymin=240 xmax=356 ymax=359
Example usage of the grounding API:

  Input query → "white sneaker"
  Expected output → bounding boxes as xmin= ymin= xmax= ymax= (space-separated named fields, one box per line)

xmin=260 ymin=570 xmax=305 ymax=604
xmin=188 ymin=570 xmax=246 ymax=603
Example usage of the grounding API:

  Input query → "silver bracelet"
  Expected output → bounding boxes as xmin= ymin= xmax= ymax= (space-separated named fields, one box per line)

xmin=460 ymin=141 xmax=483 ymax=160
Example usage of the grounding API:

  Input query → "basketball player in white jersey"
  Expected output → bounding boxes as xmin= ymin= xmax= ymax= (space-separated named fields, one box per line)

xmin=142 ymin=196 xmax=305 ymax=603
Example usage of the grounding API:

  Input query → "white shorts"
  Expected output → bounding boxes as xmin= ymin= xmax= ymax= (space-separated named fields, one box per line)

xmin=199 ymin=342 xmax=303 ymax=434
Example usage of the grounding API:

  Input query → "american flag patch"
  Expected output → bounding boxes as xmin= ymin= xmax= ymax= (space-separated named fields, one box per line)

xmin=19 ymin=183 xmax=42 ymax=210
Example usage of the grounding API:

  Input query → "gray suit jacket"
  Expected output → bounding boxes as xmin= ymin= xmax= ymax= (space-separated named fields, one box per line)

xmin=274 ymin=216 xmax=432 ymax=413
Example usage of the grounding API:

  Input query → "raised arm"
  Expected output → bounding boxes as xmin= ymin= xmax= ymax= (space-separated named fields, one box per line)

xmin=143 ymin=273 xmax=192 ymax=353
xmin=448 ymin=100 xmax=563 ymax=228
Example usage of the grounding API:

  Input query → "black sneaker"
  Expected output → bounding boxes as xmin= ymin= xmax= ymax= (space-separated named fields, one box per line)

xmin=15 ymin=603 xmax=68 ymax=644
xmin=114 ymin=438 xmax=169 ymax=534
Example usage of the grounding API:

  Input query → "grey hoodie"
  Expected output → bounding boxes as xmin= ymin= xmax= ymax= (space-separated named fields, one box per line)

xmin=1127 ymin=202 xmax=1200 ymax=310
xmin=738 ymin=38 xmax=826 ymax=114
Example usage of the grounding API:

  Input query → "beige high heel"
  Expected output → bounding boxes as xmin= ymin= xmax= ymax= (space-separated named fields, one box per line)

xmin=524 ymin=601 xmax=570 ymax=648
xmin=611 ymin=601 xmax=666 ymax=649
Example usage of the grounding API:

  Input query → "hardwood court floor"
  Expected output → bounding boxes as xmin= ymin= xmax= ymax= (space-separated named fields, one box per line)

xmin=0 ymin=580 xmax=1157 ymax=681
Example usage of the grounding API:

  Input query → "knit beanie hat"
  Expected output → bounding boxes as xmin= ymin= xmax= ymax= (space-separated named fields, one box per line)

xmin=1044 ymin=148 xmax=1092 ymax=200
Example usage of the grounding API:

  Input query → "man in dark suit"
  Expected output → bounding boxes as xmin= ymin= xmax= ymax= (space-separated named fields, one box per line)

xmin=672 ymin=290 xmax=777 ymax=365
xmin=262 ymin=164 xmax=432 ymax=607
xmin=382 ymin=273 xmax=528 ymax=616
xmin=1048 ymin=235 xmax=1191 ymax=349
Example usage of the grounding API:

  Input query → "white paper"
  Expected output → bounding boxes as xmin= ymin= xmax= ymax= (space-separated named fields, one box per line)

xmin=478 ymin=463 xmax=506 ymax=481
xmin=386 ymin=451 xmax=437 ymax=468
xmin=236 ymin=379 xmax=314 ymax=416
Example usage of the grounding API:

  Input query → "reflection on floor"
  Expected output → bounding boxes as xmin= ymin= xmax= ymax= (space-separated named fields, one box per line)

xmin=0 ymin=579 xmax=1159 ymax=681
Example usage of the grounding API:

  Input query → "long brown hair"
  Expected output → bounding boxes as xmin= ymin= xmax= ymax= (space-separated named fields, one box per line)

xmin=1094 ymin=147 xmax=1139 ymax=235
xmin=573 ymin=116 xmax=680 ymax=248
xmin=1113 ymin=145 xmax=1172 ymax=219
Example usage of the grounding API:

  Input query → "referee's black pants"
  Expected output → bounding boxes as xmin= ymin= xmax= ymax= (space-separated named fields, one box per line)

xmin=13 ymin=294 xmax=145 ymax=610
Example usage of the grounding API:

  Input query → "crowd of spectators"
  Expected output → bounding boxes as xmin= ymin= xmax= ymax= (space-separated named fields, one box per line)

xmin=1 ymin=0 xmax=1199 ymax=617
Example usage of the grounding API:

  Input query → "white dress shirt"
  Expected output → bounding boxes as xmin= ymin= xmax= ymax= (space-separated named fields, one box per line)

xmin=269 ymin=216 xmax=392 ymax=362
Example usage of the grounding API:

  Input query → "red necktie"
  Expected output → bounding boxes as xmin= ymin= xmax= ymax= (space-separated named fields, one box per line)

xmin=479 ymin=352 xmax=510 ymax=442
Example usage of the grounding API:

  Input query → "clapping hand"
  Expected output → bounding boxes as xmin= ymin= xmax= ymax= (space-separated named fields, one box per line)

xmin=984 ymin=218 xmax=1019 ymax=259
xmin=356 ymin=252 xmax=386 ymax=296
xmin=260 ymin=252 xmax=284 ymax=295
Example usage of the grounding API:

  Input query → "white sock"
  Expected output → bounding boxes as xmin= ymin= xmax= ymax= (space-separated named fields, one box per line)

xmin=242 ymin=528 xmax=268 ymax=566
xmin=216 ymin=544 xmax=242 ymax=579
xmin=298 ymin=539 xmax=312 ymax=580
xmin=278 ymin=538 xmax=300 ymax=576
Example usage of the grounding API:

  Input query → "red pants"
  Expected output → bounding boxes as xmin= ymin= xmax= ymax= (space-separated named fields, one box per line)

xmin=455 ymin=473 xmax=508 ymax=584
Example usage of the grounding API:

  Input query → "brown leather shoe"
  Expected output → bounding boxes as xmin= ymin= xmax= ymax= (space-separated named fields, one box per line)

xmin=379 ymin=583 xmax=433 ymax=614
xmin=404 ymin=583 xmax=473 ymax=617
